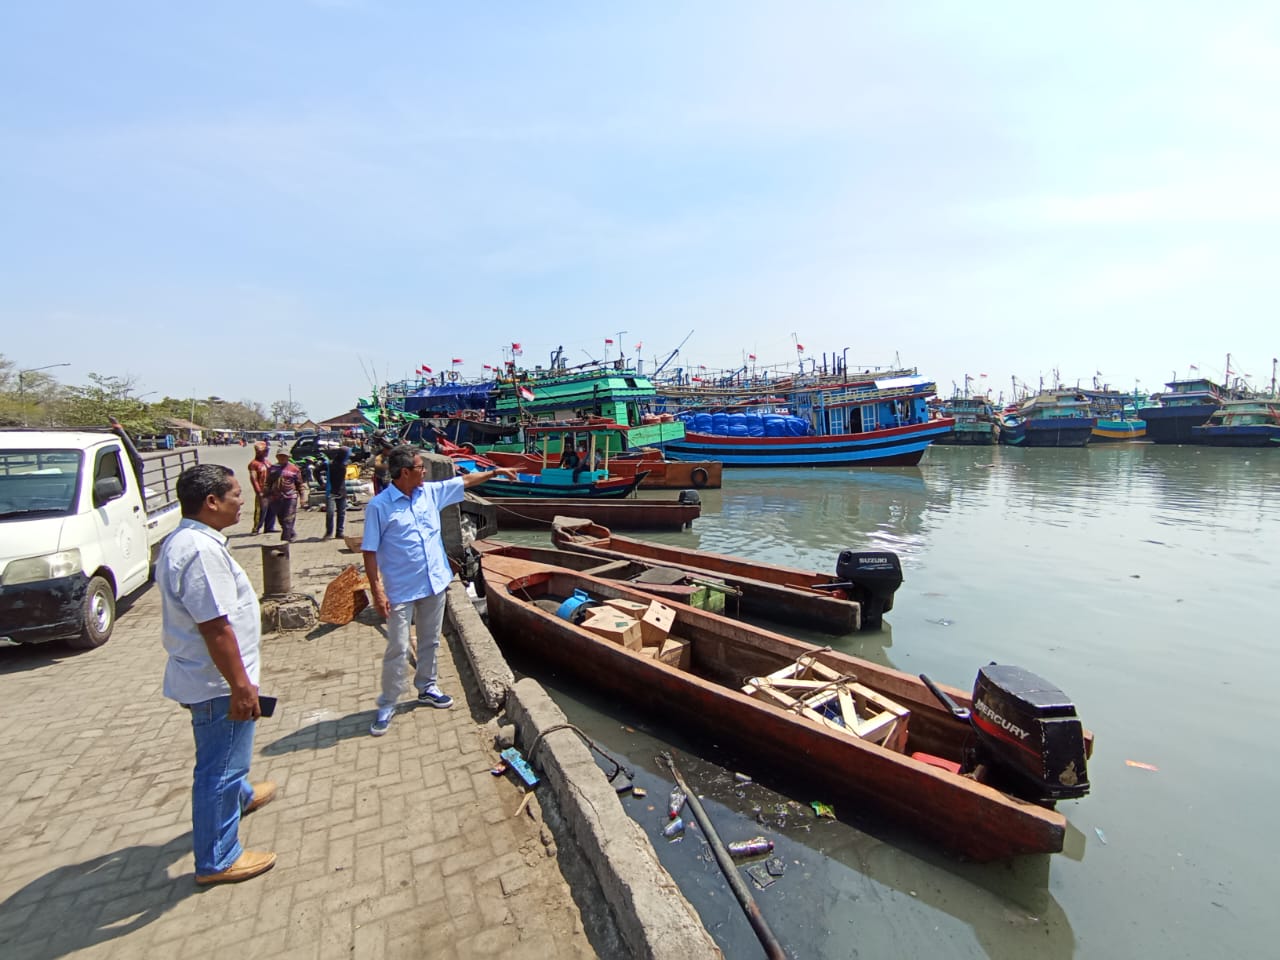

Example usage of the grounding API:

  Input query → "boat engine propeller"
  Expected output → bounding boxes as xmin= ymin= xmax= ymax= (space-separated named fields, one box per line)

xmin=812 ymin=551 xmax=903 ymax=627
xmin=926 ymin=663 xmax=1091 ymax=805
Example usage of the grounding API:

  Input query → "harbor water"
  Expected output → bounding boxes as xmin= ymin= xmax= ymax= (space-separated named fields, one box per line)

xmin=499 ymin=442 xmax=1280 ymax=959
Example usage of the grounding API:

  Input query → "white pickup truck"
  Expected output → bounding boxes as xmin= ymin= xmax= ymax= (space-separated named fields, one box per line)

xmin=0 ymin=429 xmax=198 ymax=649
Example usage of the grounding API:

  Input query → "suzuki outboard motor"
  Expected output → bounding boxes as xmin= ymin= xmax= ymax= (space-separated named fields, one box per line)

xmin=967 ymin=664 xmax=1090 ymax=803
xmin=831 ymin=551 xmax=903 ymax=627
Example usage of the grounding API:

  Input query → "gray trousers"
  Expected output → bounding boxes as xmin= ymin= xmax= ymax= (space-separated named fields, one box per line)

xmin=377 ymin=590 xmax=446 ymax=709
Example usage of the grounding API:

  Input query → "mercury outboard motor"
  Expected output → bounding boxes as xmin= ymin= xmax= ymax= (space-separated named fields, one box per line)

xmin=826 ymin=551 xmax=903 ymax=627
xmin=677 ymin=489 xmax=701 ymax=506
xmin=966 ymin=664 xmax=1090 ymax=803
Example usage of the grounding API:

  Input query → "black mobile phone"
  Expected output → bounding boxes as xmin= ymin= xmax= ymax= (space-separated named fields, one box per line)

xmin=258 ymin=696 xmax=277 ymax=718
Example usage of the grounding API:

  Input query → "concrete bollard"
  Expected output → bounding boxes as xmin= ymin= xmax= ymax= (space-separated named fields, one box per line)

xmin=261 ymin=543 xmax=292 ymax=597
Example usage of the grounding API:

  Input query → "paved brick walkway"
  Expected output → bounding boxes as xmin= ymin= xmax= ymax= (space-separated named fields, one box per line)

xmin=0 ymin=499 xmax=597 ymax=959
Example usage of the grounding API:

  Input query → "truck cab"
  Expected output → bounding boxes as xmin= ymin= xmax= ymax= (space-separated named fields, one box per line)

xmin=0 ymin=430 xmax=197 ymax=649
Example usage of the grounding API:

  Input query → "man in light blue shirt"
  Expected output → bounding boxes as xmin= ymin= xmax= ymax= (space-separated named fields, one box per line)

xmin=158 ymin=464 xmax=276 ymax=885
xmin=361 ymin=445 xmax=515 ymax=736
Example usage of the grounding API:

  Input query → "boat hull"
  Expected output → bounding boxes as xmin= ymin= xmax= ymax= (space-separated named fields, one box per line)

xmin=551 ymin=519 xmax=867 ymax=633
xmin=932 ymin=423 xmax=996 ymax=445
xmin=1189 ymin=425 xmax=1280 ymax=447
xmin=1091 ymin=419 xmax=1146 ymax=442
xmin=659 ymin=421 xmax=952 ymax=467
xmin=474 ymin=473 xmax=645 ymax=499
xmin=485 ymin=451 xmax=722 ymax=489
xmin=481 ymin=559 xmax=1072 ymax=861
xmin=471 ymin=496 xmax=700 ymax=531
xmin=1001 ymin=419 xmax=1095 ymax=447
xmin=1141 ymin=405 xmax=1217 ymax=444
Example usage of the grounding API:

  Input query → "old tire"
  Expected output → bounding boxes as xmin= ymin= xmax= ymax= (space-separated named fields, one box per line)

xmin=690 ymin=467 xmax=710 ymax=488
xmin=67 ymin=575 xmax=115 ymax=650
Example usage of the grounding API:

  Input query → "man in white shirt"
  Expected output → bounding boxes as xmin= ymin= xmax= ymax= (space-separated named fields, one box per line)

xmin=158 ymin=463 xmax=276 ymax=885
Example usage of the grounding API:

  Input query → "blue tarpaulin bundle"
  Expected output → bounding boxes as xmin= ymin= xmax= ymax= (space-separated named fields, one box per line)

xmin=678 ymin=411 xmax=811 ymax=437
xmin=402 ymin=382 xmax=496 ymax=414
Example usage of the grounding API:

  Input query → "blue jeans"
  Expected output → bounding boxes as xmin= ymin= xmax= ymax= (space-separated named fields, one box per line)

xmin=189 ymin=696 xmax=256 ymax=875
xmin=325 ymin=491 xmax=347 ymax=537
xmin=378 ymin=591 xmax=446 ymax=709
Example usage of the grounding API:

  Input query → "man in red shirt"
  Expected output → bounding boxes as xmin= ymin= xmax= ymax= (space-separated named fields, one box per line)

xmin=247 ymin=442 xmax=272 ymax=535
xmin=265 ymin=451 xmax=307 ymax=542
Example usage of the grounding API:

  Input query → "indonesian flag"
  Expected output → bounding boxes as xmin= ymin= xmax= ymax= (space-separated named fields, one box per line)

xmin=748 ymin=354 xmax=756 ymax=361
xmin=796 ymin=344 xmax=805 ymax=353
xmin=518 ymin=386 xmax=535 ymax=401
xmin=604 ymin=338 xmax=614 ymax=344
xmin=635 ymin=341 xmax=642 ymax=352
xmin=452 ymin=358 xmax=463 ymax=365
xmin=422 ymin=365 xmax=432 ymax=373
xmin=980 ymin=373 xmax=988 ymax=378
xmin=1189 ymin=364 xmax=1199 ymax=371
xmin=512 ymin=342 xmax=522 ymax=356
xmin=483 ymin=364 xmax=492 ymax=370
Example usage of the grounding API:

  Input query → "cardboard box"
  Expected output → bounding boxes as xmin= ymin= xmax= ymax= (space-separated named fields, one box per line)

xmin=579 ymin=608 xmax=642 ymax=650
xmin=657 ymin=636 xmax=691 ymax=670
xmin=640 ymin=600 xmax=677 ymax=647
xmin=602 ymin=598 xmax=649 ymax=618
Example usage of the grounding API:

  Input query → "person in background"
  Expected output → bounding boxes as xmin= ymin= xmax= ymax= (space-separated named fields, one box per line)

xmin=360 ymin=445 xmax=517 ymax=736
xmin=158 ymin=464 xmax=276 ymax=885
xmin=323 ymin=446 xmax=351 ymax=540
xmin=247 ymin=441 xmax=272 ymax=535
xmin=265 ymin=450 xmax=306 ymax=542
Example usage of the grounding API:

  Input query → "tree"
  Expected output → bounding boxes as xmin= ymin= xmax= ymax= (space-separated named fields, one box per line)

xmin=0 ymin=353 xmax=71 ymax=427
xmin=270 ymin=400 xmax=307 ymax=428
xmin=55 ymin=373 xmax=154 ymax=432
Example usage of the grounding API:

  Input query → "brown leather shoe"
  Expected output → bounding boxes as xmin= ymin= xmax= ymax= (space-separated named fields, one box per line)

xmin=195 ymin=849 xmax=276 ymax=885
xmin=243 ymin=781 xmax=277 ymax=815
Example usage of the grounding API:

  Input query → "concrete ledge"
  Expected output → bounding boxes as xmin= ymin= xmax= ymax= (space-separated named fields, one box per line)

xmin=507 ymin=677 xmax=723 ymax=960
xmin=445 ymin=582 xmax=514 ymax=710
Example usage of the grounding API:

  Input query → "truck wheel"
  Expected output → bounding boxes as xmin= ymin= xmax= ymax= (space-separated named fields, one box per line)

xmin=67 ymin=576 xmax=116 ymax=649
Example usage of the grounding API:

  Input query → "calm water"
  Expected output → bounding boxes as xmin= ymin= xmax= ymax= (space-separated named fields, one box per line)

xmin=500 ymin=443 xmax=1280 ymax=959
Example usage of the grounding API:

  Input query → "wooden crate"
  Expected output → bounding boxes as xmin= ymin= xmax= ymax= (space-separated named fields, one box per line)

xmin=742 ymin=659 xmax=910 ymax=752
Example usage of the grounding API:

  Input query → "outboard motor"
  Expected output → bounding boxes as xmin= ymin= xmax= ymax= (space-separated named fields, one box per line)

xmin=829 ymin=551 xmax=903 ymax=627
xmin=966 ymin=664 xmax=1090 ymax=803
xmin=677 ymin=489 xmax=701 ymax=506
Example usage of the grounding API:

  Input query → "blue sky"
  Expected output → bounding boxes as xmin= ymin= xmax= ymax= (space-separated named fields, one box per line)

xmin=3 ymin=1 xmax=1277 ymax=419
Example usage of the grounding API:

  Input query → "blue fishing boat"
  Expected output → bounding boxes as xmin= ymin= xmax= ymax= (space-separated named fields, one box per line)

xmin=997 ymin=390 xmax=1096 ymax=447
xmin=1141 ymin=377 xmax=1236 ymax=444
xmin=1189 ymin=399 xmax=1280 ymax=447
xmin=658 ymin=371 xmax=953 ymax=467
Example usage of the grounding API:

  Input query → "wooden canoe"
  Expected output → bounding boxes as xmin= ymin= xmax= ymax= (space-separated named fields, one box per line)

xmin=472 ymin=497 xmax=701 ymax=531
xmin=551 ymin=517 xmax=863 ymax=633
xmin=481 ymin=554 xmax=1081 ymax=861
xmin=486 ymin=449 xmax=723 ymax=490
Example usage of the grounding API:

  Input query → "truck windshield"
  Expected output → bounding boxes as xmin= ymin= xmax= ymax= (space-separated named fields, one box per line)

xmin=0 ymin=449 xmax=83 ymax=519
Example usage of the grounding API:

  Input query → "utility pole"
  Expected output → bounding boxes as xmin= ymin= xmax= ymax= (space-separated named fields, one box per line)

xmin=17 ymin=362 xmax=70 ymax=426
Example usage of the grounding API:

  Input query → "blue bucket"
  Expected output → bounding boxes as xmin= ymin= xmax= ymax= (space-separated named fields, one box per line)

xmin=555 ymin=589 xmax=594 ymax=621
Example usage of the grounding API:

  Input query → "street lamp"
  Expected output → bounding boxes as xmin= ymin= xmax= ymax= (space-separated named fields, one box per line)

xmin=18 ymin=362 xmax=70 ymax=426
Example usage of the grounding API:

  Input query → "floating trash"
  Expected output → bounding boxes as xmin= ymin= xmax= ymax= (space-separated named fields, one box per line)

xmin=766 ymin=857 xmax=786 ymax=877
xmin=727 ymin=837 xmax=774 ymax=858
xmin=811 ymin=801 xmax=835 ymax=819
xmin=1125 ymin=760 xmax=1159 ymax=772
xmin=663 ymin=817 xmax=686 ymax=839
xmin=734 ymin=772 xmax=753 ymax=785
xmin=746 ymin=863 xmax=778 ymax=889
xmin=632 ymin=786 xmax=647 ymax=798
xmin=927 ymin=618 xmax=954 ymax=627
xmin=668 ymin=788 xmax=687 ymax=819
xmin=1095 ymin=827 xmax=1108 ymax=845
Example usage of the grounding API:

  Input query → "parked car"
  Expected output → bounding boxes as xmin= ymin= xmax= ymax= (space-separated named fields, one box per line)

xmin=0 ymin=429 xmax=197 ymax=648
xmin=290 ymin=433 xmax=346 ymax=460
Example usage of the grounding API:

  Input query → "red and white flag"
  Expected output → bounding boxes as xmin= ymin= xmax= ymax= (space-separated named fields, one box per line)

xmin=635 ymin=341 xmax=642 ymax=352
xmin=518 ymin=386 xmax=535 ymax=401
xmin=422 ymin=365 xmax=432 ymax=373
xmin=452 ymin=358 xmax=463 ymax=365
xmin=796 ymin=343 xmax=805 ymax=353
xmin=604 ymin=338 xmax=614 ymax=344
xmin=748 ymin=353 xmax=756 ymax=361
xmin=511 ymin=342 xmax=522 ymax=356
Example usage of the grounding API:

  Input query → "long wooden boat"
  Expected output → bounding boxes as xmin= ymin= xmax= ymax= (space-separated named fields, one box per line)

xmin=481 ymin=555 xmax=1092 ymax=861
xmin=470 ymin=470 xmax=647 ymax=499
xmin=550 ymin=517 xmax=900 ymax=632
xmin=470 ymin=540 xmax=717 ymax=608
xmin=469 ymin=496 xmax=700 ymax=531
